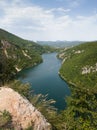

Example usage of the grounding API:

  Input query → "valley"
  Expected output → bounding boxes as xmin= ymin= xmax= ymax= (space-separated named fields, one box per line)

xmin=0 ymin=0 xmax=97 ymax=129
xmin=0 ymin=29 xmax=97 ymax=130
xmin=17 ymin=53 xmax=70 ymax=110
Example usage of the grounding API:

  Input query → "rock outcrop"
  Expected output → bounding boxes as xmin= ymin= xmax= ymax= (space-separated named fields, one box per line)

xmin=82 ymin=63 xmax=97 ymax=75
xmin=0 ymin=87 xmax=51 ymax=130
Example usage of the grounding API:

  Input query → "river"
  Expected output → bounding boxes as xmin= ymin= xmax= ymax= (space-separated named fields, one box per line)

xmin=18 ymin=53 xmax=70 ymax=110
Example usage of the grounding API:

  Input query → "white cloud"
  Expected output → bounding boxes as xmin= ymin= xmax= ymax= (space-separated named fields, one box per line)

xmin=50 ymin=8 xmax=71 ymax=13
xmin=66 ymin=0 xmax=82 ymax=8
xmin=0 ymin=0 xmax=97 ymax=41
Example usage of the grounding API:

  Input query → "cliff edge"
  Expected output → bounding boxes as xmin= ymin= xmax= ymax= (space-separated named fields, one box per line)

xmin=0 ymin=87 xmax=51 ymax=130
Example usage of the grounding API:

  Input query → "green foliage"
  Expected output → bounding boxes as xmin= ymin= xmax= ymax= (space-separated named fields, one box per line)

xmin=59 ymin=41 xmax=97 ymax=88
xmin=29 ymin=93 xmax=58 ymax=127
xmin=7 ymin=80 xmax=59 ymax=129
xmin=29 ymin=91 xmax=70 ymax=130
xmin=57 ymin=42 xmax=97 ymax=129
xmin=0 ymin=110 xmax=13 ymax=129
xmin=62 ymin=85 xmax=97 ymax=130
xmin=0 ymin=29 xmax=45 ymax=85
xmin=0 ymin=52 xmax=16 ymax=86
xmin=9 ymin=80 xmax=30 ymax=98
xmin=42 ymin=45 xmax=57 ymax=53
xmin=0 ymin=28 xmax=43 ymax=52
xmin=25 ymin=125 xmax=34 ymax=130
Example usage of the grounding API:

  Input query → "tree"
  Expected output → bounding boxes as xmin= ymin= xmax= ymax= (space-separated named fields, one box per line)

xmin=0 ymin=52 xmax=16 ymax=86
xmin=62 ymin=85 xmax=97 ymax=130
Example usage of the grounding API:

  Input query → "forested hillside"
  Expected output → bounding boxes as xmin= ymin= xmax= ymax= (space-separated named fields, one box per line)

xmin=59 ymin=41 xmax=97 ymax=88
xmin=0 ymin=28 xmax=44 ymax=53
xmin=0 ymin=29 xmax=44 ymax=85
xmin=58 ymin=42 xmax=97 ymax=130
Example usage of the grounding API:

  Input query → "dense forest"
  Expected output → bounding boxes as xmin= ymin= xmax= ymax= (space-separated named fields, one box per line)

xmin=59 ymin=42 xmax=97 ymax=88
xmin=58 ymin=42 xmax=97 ymax=129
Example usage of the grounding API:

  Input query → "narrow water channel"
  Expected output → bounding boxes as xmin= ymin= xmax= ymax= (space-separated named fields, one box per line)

xmin=18 ymin=53 xmax=70 ymax=110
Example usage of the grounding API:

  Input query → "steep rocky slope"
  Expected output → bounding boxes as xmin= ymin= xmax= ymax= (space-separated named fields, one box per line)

xmin=0 ymin=39 xmax=42 ymax=71
xmin=0 ymin=29 xmax=45 ymax=85
xmin=0 ymin=28 xmax=44 ymax=53
xmin=0 ymin=87 xmax=51 ymax=130
xmin=0 ymin=29 xmax=44 ymax=71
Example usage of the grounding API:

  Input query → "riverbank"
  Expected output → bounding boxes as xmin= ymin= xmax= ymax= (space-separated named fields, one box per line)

xmin=58 ymin=71 xmax=77 ymax=88
xmin=18 ymin=53 xmax=70 ymax=110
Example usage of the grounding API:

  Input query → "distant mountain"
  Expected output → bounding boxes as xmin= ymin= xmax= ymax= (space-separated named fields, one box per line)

xmin=37 ymin=40 xmax=84 ymax=48
xmin=59 ymin=41 xmax=97 ymax=88
xmin=0 ymin=29 xmax=44 ymax=85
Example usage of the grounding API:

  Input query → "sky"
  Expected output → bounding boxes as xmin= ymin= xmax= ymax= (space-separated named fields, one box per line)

xmin=0 ymin=0 xmax=97 ymax=41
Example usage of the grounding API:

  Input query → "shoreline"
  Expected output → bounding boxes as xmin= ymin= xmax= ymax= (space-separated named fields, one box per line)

xmin=58 ymin=71 xmax=77 ymax=88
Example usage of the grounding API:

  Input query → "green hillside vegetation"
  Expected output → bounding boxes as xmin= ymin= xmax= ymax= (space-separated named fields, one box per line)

xmin=60 ymin=84 xmax=97 ymax=130
xmin=42 ymin=45 xmax=57 ymax=53
xmin=58 ymin=41 xmax=97 ymax=129
xmin=0 ymin=29 xmax=56 ymax=54
xmin=0 ymin=29 xmax=45 ymax=85
xmin=1 ymin=28 xmax=97 ymax=129
xmin=59 ymin=41 xmax=97 ymax=88
xmin=0 ymin=28 xmax=44 ymax=53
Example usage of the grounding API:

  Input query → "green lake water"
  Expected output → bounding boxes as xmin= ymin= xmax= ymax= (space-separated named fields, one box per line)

xmin=18 ymin=53 xmax=70 ymax=110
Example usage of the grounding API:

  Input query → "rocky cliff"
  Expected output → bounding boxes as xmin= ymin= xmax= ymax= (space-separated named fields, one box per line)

xmin=0 ymin=87 xmax=51 ymax=130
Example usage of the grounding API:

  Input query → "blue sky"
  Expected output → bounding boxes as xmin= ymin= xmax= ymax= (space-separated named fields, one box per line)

xmin=0 ymin=0 xmax=97 ymax=41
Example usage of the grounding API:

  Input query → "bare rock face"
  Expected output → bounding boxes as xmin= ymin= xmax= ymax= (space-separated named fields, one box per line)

xmin=0 ymin=87 xmax=51 ymax=130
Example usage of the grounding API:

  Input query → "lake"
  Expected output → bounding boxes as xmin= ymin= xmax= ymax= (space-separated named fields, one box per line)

xmin=18 ymin=53 xmax=70 ymax=110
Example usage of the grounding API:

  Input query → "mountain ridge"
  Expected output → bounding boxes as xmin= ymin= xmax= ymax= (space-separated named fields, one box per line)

xmin=37 ymin=40 xmax=84 ymax=48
